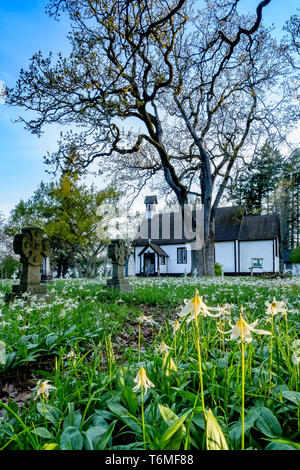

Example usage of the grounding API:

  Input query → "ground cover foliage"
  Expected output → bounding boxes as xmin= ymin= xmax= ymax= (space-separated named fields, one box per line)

xmin=0 ymin=276 xmax=299 ymax=450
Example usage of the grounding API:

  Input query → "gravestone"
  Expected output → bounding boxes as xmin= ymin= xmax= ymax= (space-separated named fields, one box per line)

xmin=6 ymin=227 xmax=52 ymax=303
xmin=99 ymin=265 xmax=104 ymax=281
xmin=107 ymin=239 xmax=133 ymax=292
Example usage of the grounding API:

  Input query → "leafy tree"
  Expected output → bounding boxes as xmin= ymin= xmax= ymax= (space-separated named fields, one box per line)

xmin=0 ymin=256 xmax=21 ymax=279
xmin=228 ymin=142 xmax=284 ymax=215
xmin=271 ymin=149 xmax=300 ymax=251
xmin=6 ymin=177 xmax=118 ymax=277
xmin=0 ymin=213 xmax=16 ymax=278
xmin=290 ymin=246 xmax=300 ymax=263
xmin=8 ymin=0 xmax=298 ymax=275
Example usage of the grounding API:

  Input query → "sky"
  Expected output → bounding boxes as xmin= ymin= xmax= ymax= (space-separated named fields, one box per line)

xmin=0 ymin=0 xmax=299 ymax=218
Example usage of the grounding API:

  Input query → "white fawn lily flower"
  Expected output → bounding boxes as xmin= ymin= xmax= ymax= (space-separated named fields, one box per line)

xmin=63 ymin=348 xmax=77 ymax=362
xmin=138 ymin=314 xmax=157 ymax=326
xmin=208 ymin=304 xmax=231 ymax=318
xmin=179 ymin=290 xmax=227 ymax=322
xmin=163 ymin=352 xmax=177 ymax=376
xmin=132 ymin=366 xmax=155 ymax=394
xmin=218 ymin=312 xmax=272 ymax=343
xmin=32 ymin=380 xmax=56 ymax=400
xmin=178 ymin=290 xmax=212 ymax=322
xmin=157 ymin=340 xmax=174 ymax=354
xmin=171 ymin=319 xmax=180 ymax=335
xmin=265 ymin=298 xmax=287 ymax=317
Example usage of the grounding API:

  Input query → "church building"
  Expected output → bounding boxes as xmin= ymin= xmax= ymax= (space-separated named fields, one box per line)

xmin=131 ymin=196 xmax=281 ymax=276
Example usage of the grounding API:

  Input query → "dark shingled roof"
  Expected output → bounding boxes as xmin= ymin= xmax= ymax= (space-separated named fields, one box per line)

xmin=239 ymin=214 xmax=279 ymax=241
xmin=215 ymin=206 xmax=244 ymax=241
xmin=144 ymin=196 xmax=158 ymax=204
xmin=133 ymin=206 xmax=280 ymax=246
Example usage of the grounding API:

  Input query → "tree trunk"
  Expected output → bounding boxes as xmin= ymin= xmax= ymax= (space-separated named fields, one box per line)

xmin=57 ymin=262 xmax=62 ymax=278
xmin=191 ymin=215 xmax=215 ymax=276
xmin=62 ymin=259 xmax=68 ymax=277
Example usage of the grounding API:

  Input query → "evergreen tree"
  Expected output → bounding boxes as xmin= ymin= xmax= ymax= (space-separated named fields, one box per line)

xmin=229 ymin=142 xmax=284 ymax=215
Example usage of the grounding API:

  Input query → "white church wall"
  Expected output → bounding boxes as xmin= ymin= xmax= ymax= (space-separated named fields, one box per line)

xmin=239 ymin=240 xmax=275 ymax=273
xmin=160 ymin=244 xmax=192 ymax=274
xmin=215 ymin=241 xmax=235 ymax=273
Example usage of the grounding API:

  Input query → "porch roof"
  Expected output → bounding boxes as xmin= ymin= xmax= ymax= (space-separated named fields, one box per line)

xmin=138 ymin=242 xmax=169 ymax=258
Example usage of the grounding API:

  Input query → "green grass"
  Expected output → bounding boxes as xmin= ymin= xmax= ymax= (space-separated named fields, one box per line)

xmin=0 ymin=276 xmax=299 ymax=450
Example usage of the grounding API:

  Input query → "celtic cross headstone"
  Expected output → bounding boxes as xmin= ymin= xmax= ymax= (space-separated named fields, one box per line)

xmin=107 ymin=239 xmax=133 ymax=292
xmin=6 ymin=227 xmax=52 ymax=302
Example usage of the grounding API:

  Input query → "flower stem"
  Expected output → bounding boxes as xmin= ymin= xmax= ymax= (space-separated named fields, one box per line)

xmin=268 ymin=315 xmax=274 ymax=396
xmin=141 ymin=383 xmax=146 ymax=450
xmin=138 ymin=320 xmax=141 ymax=363
xmin=194 ymin=305 xmax=205 ymax=415
xmin=240 ymin=314 xmax=245 ymax=451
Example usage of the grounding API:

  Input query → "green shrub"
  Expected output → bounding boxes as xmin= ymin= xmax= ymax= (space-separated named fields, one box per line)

xmin=214 ymin=262 xmax=223 ymax=276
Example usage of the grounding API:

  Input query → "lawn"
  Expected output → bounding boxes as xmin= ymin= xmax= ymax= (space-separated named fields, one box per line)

xmin=0 ymin=276 xmax=299 ymax=450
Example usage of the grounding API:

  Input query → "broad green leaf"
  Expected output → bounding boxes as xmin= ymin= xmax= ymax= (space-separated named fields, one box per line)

xmin=171 ymin=387 xmax=198 ymax=404
xmin=229 ymin=422 xmax=252 ymax=446
xmin=37 ymin=403 xmax=61 ymax=425
xmin=265 ymin=439 xmax=300 ymax=450
xmin=63 ymin=403 xmax=82 ymax=430
xmin=159 ymin=404 xmax=182 ymax=425
xmin=92 ymin=415 xmax=109 ymax=427
xmin=122 ymin=386 xmax=138 ymax=415
xmin=159 ymin=410 xmax=190 ymax=450
xmin=107 ymin=401 xmax=128 ymax=418
xmin=60 ymin=426 xmax=83 ymax=450
xmin=255 ymin=407 xmax=282 ymax=438
xmin=282 ymin=391 xmax=300 ymax=406
xmin=94 ymin=421 xmax=116 ymax=450
xmin=34 ymin=427 xmax=55 ymax=439
xmin=45 ymin=334 xmax=58 ymax=346
xmin=206 ymin=409 xmax=229 ymax=450
xmin=83 ymin=426 xmax=109 ymax=450
xmin=107 ymin=401 xmax=139 ymax=433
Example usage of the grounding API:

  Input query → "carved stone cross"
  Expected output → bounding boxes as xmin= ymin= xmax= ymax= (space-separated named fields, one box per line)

xmin=107 ymin=239 xmax=133 ymax=292
xmin=10 ymin=227 xmax=51 ymax=297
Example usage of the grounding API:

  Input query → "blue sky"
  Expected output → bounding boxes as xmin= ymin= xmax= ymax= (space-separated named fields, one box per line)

xmin=0 ymin=0 xmax=299 ymax=218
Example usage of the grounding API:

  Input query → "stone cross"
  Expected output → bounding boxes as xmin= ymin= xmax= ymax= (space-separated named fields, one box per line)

xmin=99 ymin=266 xmax=106 ymax=281
xmin=107 ymin=239 xmax=133 ymax=292
xmin=6 ymin=227 xmax=51 ymax=302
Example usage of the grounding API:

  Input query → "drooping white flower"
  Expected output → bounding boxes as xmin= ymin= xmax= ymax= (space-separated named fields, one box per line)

xmin=171 ymin=319 xmax=180 ymax=335
xmin=63 ymin=348 xmax=77 ymax=362
xmin=265 ymin=297 xmax=287 ymax=317
xmin=179 ymin=290 xmax=228 ymax=322
xmin=219 ymin=313 xmax=271 ymax=343
xmin=157 ymin=340 xmax=174 ymax=354
xmin=178 ymin=290 xmax=213 ymax=322
xmin=32 ymin=380 xmax=56 ymax=400
xmin=132 ymin=366 xmax=155 ymax=394
xmin=138 ymin=314 xmax=157 ymax=326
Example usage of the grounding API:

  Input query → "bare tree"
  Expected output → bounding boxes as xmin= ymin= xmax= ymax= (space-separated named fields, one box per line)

xmin=8 ymin=0 xmax=297 ymax=274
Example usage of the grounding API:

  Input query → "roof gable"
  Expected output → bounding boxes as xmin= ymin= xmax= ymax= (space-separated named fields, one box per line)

xmin=239 ymin=214 xmax=279 ymax=241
